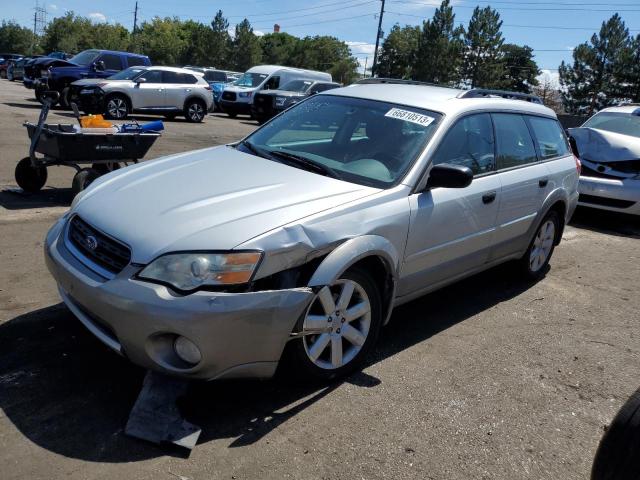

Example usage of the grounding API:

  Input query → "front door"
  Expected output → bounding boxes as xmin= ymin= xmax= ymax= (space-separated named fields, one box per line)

xmin=399 ymin=113 xmax=501 ymax=296
xmin=132 ymin=70 xmax=165 ymax=109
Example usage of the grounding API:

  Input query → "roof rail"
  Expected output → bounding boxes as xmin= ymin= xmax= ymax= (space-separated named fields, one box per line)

xmin=354 ymin=78 xmax=447 ymax=88
xmin=458 ymin=88 xmax=543 ymax=104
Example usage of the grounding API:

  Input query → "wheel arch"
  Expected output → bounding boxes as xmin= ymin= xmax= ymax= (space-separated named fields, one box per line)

xmin=104 ymin=90 xmax=132 ymax=110
xmin=307 ymin=235 xmax=399 ymax=325
xmin=183 ymin=95 xmax=207 ymax=111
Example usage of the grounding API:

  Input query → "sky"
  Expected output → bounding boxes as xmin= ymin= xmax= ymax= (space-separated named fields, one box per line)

xmin=3 ymin=0 xmax=640 ymax=85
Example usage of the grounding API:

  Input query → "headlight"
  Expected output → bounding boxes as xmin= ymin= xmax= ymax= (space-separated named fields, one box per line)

xmin=41 ymin=69 xmax=49 ymax=77
xmin=138 ymin=251 xmax=262 ymax=291
xmin=275 ymin=96 xmax=286 ymax=107
xmin=238 ymin=92 xmax=252 ymax=98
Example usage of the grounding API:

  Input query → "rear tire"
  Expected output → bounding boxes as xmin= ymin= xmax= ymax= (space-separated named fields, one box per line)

xmin=104 ymin=94 xmax=129 ymax=120
xmin=519 ymin=210 xmax=560 ymax=280
xmin=15 ymin=157 xmax=47 ymax=193
xmin=72 ymin=168 xmax=100 ymax=195
xmin=184 ymin=99 xmax=206 ymax=123
xmin=285 ymin=267 xmax=382 ymax=382
xmin=591 ymin=387 xmax=640 ymax=480
xmin=227 ymin=112 xmax=237 ymax=119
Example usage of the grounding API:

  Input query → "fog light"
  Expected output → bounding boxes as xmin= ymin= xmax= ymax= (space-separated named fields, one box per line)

xmin=173 ymin=336 xmax=202 ymax=365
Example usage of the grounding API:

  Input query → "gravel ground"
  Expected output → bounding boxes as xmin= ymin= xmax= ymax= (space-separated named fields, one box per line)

xmin=0 ymin=79 xmax=639 ymax=480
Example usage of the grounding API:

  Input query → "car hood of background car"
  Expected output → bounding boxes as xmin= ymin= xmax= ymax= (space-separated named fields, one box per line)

xmin=569 ymin=127 xmax=640 ymax=163
xmin=73 ymin=146 xmax=379 ymax=264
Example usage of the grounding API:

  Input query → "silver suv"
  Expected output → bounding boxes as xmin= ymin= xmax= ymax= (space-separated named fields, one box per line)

xmin=71 ymin=66 xmax=214 ymax=123
xmin=45 ymin=81 xmax=579 ymax=382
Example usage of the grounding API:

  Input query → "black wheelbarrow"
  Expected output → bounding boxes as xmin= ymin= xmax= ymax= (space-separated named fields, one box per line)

xmin=16 ymin=91 xmax=161 ymax=195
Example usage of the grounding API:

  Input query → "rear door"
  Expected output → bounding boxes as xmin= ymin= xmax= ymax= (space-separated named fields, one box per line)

xmin=163 ymin=72 xmax=199 ymax=109
xmin=400 ymin=113 xmax=501 ymax=296
xmin=490 ymin=112 xmax=551 ymax=259
xmin=132 ymin=69 xmax=165 ymax=109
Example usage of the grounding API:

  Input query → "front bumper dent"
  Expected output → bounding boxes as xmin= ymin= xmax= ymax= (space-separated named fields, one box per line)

xmin=44 ymin=217 xmax=315 ymax=380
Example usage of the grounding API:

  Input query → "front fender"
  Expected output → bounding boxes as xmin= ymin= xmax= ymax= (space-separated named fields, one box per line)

xmin=307 ymin=235 xmax=399 ymax=287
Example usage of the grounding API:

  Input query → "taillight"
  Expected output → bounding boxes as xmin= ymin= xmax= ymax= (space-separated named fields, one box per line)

xmin=574 ymin=155 xmax=581 ymax=175
xmin=204 ymin=85 xmax=212 ymax=90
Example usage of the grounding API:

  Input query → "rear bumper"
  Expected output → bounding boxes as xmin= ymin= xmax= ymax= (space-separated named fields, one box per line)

xmin=578 ymin=176 xmax=640 ymax=215
xmin=44 ymin=216 xmax=315 ymax=380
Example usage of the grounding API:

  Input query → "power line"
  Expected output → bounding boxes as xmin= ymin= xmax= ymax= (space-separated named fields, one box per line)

xmin=388 ymin=0 xmax=640 ymax=12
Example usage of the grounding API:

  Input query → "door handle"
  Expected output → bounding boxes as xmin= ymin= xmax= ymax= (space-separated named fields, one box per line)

xmin=482 ymin=191 xmax=497 ymax=204
xmin=539 ymin=178 xmax=549 ymax=188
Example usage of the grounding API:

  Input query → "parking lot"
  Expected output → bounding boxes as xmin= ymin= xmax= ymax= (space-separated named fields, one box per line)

xmin=0 ymin=78 xmax=639 ymax=479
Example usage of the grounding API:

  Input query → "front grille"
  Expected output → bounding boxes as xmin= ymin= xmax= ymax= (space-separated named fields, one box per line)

xmin=68 ymin=216 xmax=131 ymax=274
xmin=579 ymin=194 xmax=635 ymax=209
xmin=222 ymin=91 xmax=236 ymax=101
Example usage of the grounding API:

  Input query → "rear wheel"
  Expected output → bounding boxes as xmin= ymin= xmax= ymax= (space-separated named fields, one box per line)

xmin=184 ymin=99 xmax=206 ymax=123
xmin=227 ymin=111 xmax=237 ymax=119
xmin=519 ymin=210 xmax=560 ymax=279
xmin=287 ymin=268 xmax=382 ymax=381
xmin=15 ymin=157 xmax=47 ymax=193
xmin=105 ymin=95 xmax=129 ymax=120
xmin=72 ymin=168 xmax=100 ymax=195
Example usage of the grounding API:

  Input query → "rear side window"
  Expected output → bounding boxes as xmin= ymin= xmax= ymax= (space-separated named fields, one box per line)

xmin=139 ymin=70 xmax=162 ymax=83
xmin=205 ymin=71 xmax=226 ymax=82
xmin=492 ymin=113 xmax=538 ymax=169
xmin=127 ymin=56 xmax=147 ymax=67
xmin=180 ymin=73 xmax=198 ymax=84
xmin=433 ymin=113 xmax=495 ymax=175
xmin=100 ymin=54 xmax=123 ymax=70
xmin=527 ymin=116 xmax=570 ymax=159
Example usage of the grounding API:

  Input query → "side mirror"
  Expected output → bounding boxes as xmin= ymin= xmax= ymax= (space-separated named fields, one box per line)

xmin=426 ymin=163 xmax=473 ymax=189
xmin=135 ymin=77 xmax=147 ymax=84
xmin=94 ymin=60 xmax=105 ymax=71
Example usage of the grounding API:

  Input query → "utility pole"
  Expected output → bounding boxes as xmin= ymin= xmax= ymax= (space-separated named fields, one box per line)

xmin=133 ymin=1 xmax=139 ymax=34
xmin=32 ymin=0 xmax=47 ymax=54
xmin=372 ymin=0 xmax=385 ymax=77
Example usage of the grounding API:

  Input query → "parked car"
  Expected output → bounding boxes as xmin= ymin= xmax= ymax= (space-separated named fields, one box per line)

xmin=568 ymin=104 xmax=640 ymax=215
xmin=6 ymin=57 xmax=24 ymax=81
xmin=0 ymin=54 xmax=22 ymax=79
xmin=252 ymin=79 xmax=341 ymax=123
xmin=44 ymin=82 xmax=579 ymax=382
xmin=201 ymin=69 xmax=241 ymax=111
xmin=21 ymin=55 xmax=46 ymax=88
xmin=219 ymin=65 xmax=332 ymax=118
xmin=34 ymin=49 xmax=151 ymax=107
xmin=70 ymin=66 xmax=213 ymax=122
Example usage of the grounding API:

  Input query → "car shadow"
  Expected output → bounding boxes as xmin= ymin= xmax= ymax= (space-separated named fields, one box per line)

xmin=0 ymin=262 xmax=537 ymax=462
xmin=0 ymin=187 xmax=74 ymax=209
xmin=569 ymin=206 xmax=640 ymax=239
xmin=3 ymin=102 xmax=43 ymax=109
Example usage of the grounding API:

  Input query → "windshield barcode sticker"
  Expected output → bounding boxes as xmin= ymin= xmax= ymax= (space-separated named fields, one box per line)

xmin=385 ymin=108 xmax=435 ymax=126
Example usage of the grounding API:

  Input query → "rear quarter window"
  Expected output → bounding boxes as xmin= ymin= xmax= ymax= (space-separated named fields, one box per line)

xmin=527 ymin=116 xmax=570 ymax=159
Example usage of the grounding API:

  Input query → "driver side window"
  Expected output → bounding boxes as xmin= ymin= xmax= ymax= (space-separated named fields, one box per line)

xmin=139 ymin=70 xmax=163 ymax=83
xmin=433 ymin=113 xmax=495 ymax=175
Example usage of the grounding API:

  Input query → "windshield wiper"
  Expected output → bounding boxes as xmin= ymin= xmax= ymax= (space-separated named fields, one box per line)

xmin=239 ymin=140 xmax=272 ymax=160
xmin=267 ymin=150 xmax=341 ymax=179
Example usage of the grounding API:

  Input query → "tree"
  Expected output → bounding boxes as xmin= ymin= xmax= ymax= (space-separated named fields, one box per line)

xmin=180 ymin=20 xmax=213 ymax=66
xmin=137 ymin=17 xmax=188 ymax=65
xmin=498 ymin=44 xmax=539 ymax=93
xmin=559 ymin=14 xmax=631 ymax=114
xmin=532 ymin=75 xmax=564 ymax=113
xmin=414 ymin=0 xmax=464 ymax=85
xmin=232 ymin=19 xmax=262 ymax=71
xmin=375 ymin=24 xmax=420 ymax=79
xmin=261 ymin=32 xmax=299 ymax=66
xmin=619 ymin=33 xmax=640 ymax=103
xmin=330 ymin=57 xmax=360 ymax=85
xmin=210 ymin=10 xmax=232 ymax=69
xmin=461 ymin=6 xmax=504 ymax=88
xmin=42 ymin=12 xmax=95 ymax=53
xmin=0 ymin=20 xmax=35 ymax=54
xmin=89 ymin=23 xmax=131 ymax=52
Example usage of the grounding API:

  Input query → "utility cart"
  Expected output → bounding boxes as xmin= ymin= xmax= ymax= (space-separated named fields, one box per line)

xmin=16 ymin=91 xmax=160 ymax=195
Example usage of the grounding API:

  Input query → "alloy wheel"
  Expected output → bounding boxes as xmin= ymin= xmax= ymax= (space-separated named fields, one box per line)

xmin=107 ymin=98 xmax=127 ymax=119
xmin=188 ymin=102 xmax=204 ymax=121
xmin=302 ymin=279 xmax=372 ymax=370
xmin=529 ymin=219 xmax=555 ymax=272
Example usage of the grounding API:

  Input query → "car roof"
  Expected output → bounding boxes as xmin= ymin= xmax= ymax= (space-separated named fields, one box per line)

xmin=597 ymin=105 xmax=640 ymax=114
xmin=322 ymin=83 xmax=557 ymax=118
xmin=146 ymin=66 xmax=204 ymax=76
xmin=83 ymin=49 xmax=147 ymax=58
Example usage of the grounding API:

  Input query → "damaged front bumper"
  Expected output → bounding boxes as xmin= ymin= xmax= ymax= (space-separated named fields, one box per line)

xmin=44 ymin=216 xmax=315 ymax=380
xmin=578 ymin=175 xmax=640 ymax=214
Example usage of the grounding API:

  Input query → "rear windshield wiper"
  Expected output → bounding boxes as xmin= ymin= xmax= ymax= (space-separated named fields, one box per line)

xmin=267 ymin=149 xmax=341 ymax=179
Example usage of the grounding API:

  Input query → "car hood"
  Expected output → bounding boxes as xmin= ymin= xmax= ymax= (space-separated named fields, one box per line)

xmin=74 ymin=146 xmax=378 ymax=264
xmin=569 ymin=127 xmax=640 ymax=163
xmin=72 ymin=78 xmax=129 ymax=87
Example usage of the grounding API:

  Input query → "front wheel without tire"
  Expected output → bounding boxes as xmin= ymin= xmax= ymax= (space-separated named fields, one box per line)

xmin=72 ymin=168 xmax=100 ymax=195
xmin=286 ymin=268 xmax=382 ymax=381
xmin=15 ymin=157 xmax=47 ymax=193
xmin=519 ymin=210 xmax=560 ymax=279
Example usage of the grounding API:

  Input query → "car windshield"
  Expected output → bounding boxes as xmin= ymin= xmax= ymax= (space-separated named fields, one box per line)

xmin=234 ymin=72 xmax=268 ymax=88
xmin=239 ymin=95 xmax=441 ymax=188
xmin=68 ymin=50 xmax=101 ymax=66
xmin=582 ymin=112 xmax=640 ymax=138
xmin=108 ymin=67 xmax=145 ymax=80
xmin=280 ymin=80 xmax=314 ymax=93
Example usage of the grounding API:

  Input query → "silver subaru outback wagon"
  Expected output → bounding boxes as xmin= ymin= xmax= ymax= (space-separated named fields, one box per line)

xmin=44 ymin=81 xmax=580 ymax=381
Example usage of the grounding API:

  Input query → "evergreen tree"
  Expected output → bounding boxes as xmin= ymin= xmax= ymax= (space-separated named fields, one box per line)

xmin=498 ymin=44 xmax=540 ymax=93
xmin=375 ymin=24 xmax=420 ymax=79
xmin=260 ymin=32 xmax=299 ymax=66
xmin=559 ymin=14 xmax=631 ymax=114
xmin=461 ymin=6 xmax=504 ymax=88
xmin=210 ymin=10 xmax=232 ymax=69
xmin=232 ymin=19 xmax=262 ymax=72
xmin=414 ymin=0 xmax=464 ymax=85
xmin=620 ymin=33 xmax=640 ymax=103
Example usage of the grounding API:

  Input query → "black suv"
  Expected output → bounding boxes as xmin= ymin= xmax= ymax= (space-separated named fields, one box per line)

xmin=251 ymin=79 xmax=341 ymax=123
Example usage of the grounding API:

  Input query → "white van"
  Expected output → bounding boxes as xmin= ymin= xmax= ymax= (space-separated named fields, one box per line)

xmin=219 ymin=65 xmax=332 ymax=117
